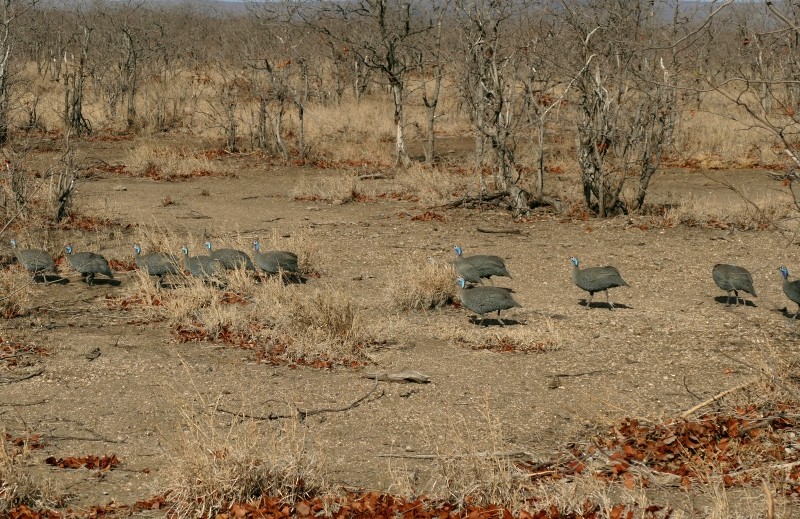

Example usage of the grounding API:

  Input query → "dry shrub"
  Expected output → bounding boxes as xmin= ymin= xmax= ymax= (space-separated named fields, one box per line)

xmin=263 ymin=283 xmax=370 ymax=365
xmin=165 ymin=406 xmax=326 ymax=518
xmin=0 ymin=431 xmax=61 ymax=514
xmin=0 ymin=268 xmax=33 ymax=318
xmin=125 ymin=143 xmax=233 ymax=180
xmin=388 ymin=259 xmax=456 ymax=310
xmin=161 ymin=275 xmax=370 ymax=366
xmin=166 ymin=281 xmax=255 ymax=342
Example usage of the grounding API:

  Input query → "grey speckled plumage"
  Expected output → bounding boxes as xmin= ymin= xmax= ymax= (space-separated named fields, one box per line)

xmin=712 ymin=264 xmax=756 ymax=306
xmin=65 ymin=245 xmax=114 ymax=285
xmin=204 ymin=241 xmax=255 ymax=271
xmin=457 ymin=276 xmax=520 ymax=326
xmin=11 ymin=239 xmax=56 ymax=280
xmin=134 ymin=244 xmax=179 ymax=287
xmin=570 ymin=256 xmax=629 ymax=310
xmin=182 ymin=246 xmax=224 ymax=280
xmin=253 ymin=240 xmax=299 ymax=275
xmin=780 ymin=267 xmax=800 ymax=319
xmin=453 ymin=245 xmax=511 ymax=285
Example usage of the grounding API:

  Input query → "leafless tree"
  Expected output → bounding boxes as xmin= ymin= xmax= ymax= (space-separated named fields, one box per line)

xmin=559 ymin=0 xmax=682 ymax=216
xmin=0 ymin=0 xmax=38 ymax=145
xmin=455 ymin=0 xmax=535 ymax=213
xmin=309 ymin=0 xmax=432 ymax=166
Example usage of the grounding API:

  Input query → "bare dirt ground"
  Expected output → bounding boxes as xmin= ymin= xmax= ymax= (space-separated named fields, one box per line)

xmin=2 ymin=140 xmax=800 ymax=516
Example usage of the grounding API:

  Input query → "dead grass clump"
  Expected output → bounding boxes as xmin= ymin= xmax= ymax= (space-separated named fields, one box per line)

xmin=644 ymin=193 xmax=794 ymax=230
xmin=126 ymin=143 xmax=234 ymax=180
xmin=0 ymin=268 xmax=33 ymax=318
xmin=270 ymin=286 xmax=369 ymax=366
xmin=456 ymin=319 xmax=563 ymax=353
xmin=392 ymin=164 xmax=467 ymax=205
xmin=291 ymin=174 xmax=367 ymax=204
xmin=387 ymin=259 xmax=456 ymax=310
xmin=165 ymin=408 xmax=326 ymax=518
xmin=166 ymin=281 xmax=252 ymax=341
xmin=0 ymin=431 xmax=61 ymax=514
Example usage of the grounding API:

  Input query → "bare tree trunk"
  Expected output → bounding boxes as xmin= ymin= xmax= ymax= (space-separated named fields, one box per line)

xmin=122 ymin=27 xmax=137 ymax=131
xmin=65 ymin=27 xmax=92 ymax=137
xmin=391 ymin=80 xmax=410 ymax=166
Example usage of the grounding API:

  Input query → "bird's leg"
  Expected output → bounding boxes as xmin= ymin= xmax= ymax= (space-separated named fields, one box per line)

xmin=606 ymin=290 xmax=615 ymax=310
xmin=586 ymin=292 xmax=594 ymax=309
xmin=734 ymin=290 xmax=740 ymax=306
xmin=725 ymin=291 xmax=732 ymax=306
xmin=497 ymin=310 xmax=506 ymax=327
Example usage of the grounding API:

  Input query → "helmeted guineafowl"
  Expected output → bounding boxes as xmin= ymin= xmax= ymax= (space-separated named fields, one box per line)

xmin=10 ymin=239 xmax=56 ymax=281
xmin=64 ymin=245 xmax=114 ymax=285
xmin=252 ymin=240 xmax=299 ymax=275
xmin=181 ymin=246 xmax=224 ymax=280
xmin=570 ymin=256 xmax=629 ymax=310
xmin=453 ymin=245 xmax=511 ymax=285
xmin=204 ymin=241 xmax=255 ymax=271
xmin=780 ymin=266 xmax=800 ymax=319
xmin=712 ymin=264 xmax=756 ymax=306
xmin=133 ymin=244 xmax=179 ymax=287
xmin=456 ymin=276 xmax=520 ymax=326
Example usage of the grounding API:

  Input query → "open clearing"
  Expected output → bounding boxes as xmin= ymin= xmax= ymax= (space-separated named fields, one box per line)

xmin=2 ymin=140 xmax=800 ymax=516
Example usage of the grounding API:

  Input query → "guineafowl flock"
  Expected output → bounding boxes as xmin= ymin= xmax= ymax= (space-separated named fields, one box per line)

xmin=8 ymin=237 xmax=800 ymax=327
xmin=7 ymin=239 xmax=300 ymax=289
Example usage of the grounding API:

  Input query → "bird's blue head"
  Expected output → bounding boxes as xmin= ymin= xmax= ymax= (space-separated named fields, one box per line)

xmin=570 ymin=257 xmax=580 ymax=267
xmin=204 ymin=241 xmax=213 ymax=251
xmin=181 ymin=246 xmax=189 ymax=256
xmin=133 ymin=244 xmax=142 ymax=255
xmin=10 ymin=239 xmax=17 ymax=248
xmin=780 ymin=266 xmax=790 ymax=279
xmin=454 ymin=245 xmax=463 ymax=257
xmin=65 ymin=245 xmax=73 ymax=255
xmin=456 ymin=276 xmax=466 ymax=288
xmin=253 ymin=240 xmax=261 ymax=252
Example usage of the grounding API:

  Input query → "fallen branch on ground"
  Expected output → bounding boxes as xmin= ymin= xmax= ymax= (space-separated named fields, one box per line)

xmin=362 ymin=370 xmax=430 ymax=383
xmin=680 ymin=378 xmax=759 ymax=419
xmin=218 ymin=379 xmax=384 ymax=421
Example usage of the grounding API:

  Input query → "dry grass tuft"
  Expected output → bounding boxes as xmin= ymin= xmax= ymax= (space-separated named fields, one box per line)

xmin=262 ymin=283 xmax=371 ymax=366
xmin=446 ymin=318 xmax=563 ymax=353
xmin=126 ymin=143 xmax=234 ymax=180
xmin=391 ymin=164 xmax=467 ymax=205
xmin=644 ymin=192 xmax=795 ymax=230
xmin=291 ymin=174 xmax=365 ymax=204
xmin=387 ymin=258 xmax=456 ymax=310
xmin=424 ymin=405 xmax=532 ymax=511
xmin=0 ymin=430 xmax=62 ymax=514
xmin=165 ymin=405 xmax=326 ymax=518
xmin=0 ymin=268 xmax=34 ymax=318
